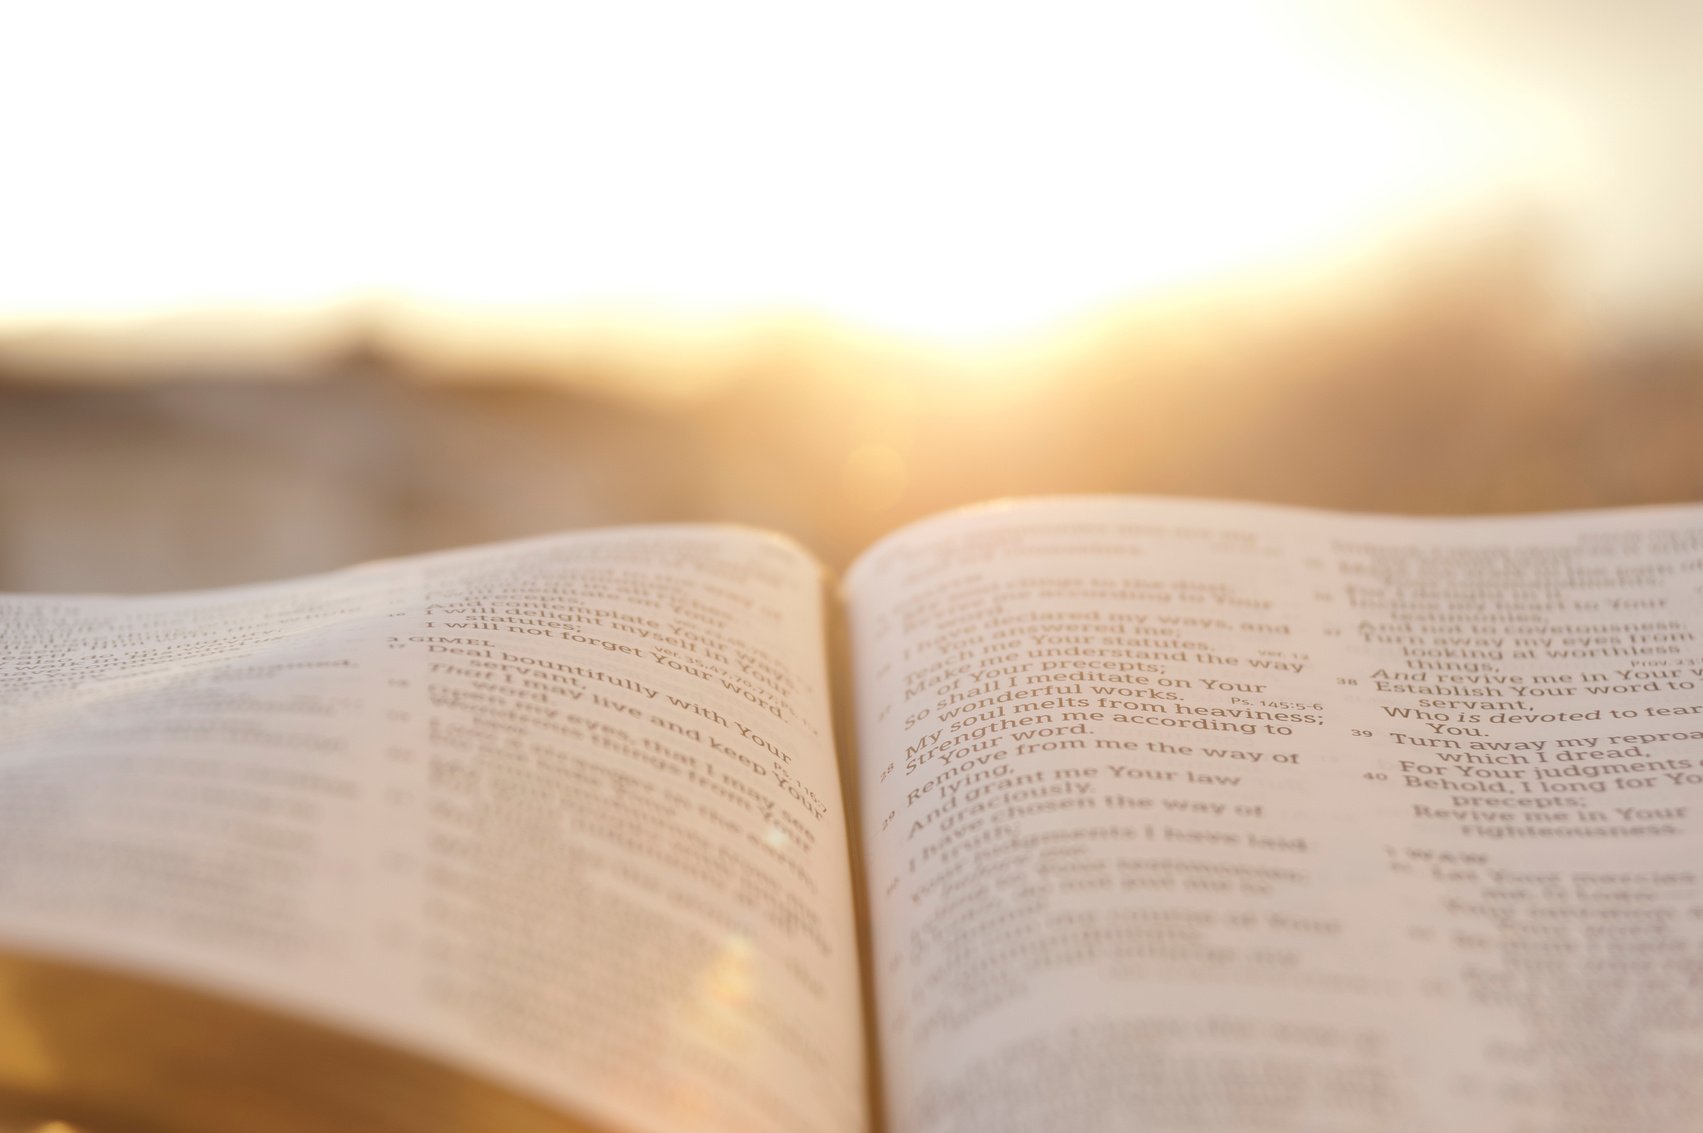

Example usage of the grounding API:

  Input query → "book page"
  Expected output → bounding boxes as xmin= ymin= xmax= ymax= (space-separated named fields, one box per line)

xmin=0 ymin=528 xmax=865 ymax=1133
xmin=845 ymin=497 xmax=1703 ymax=1133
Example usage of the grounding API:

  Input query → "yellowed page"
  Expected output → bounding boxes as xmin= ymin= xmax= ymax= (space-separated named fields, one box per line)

xmin=845 ymin=497 xmax=1703 ymax=1133
xmin=0 ymin=528 xmax=865 ymax=1133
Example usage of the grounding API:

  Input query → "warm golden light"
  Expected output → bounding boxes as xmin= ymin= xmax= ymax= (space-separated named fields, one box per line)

xmin=841 ymin=442 xmax=909 ymax=513
xmin=1 ymin=1 xmax=1559 ymax=342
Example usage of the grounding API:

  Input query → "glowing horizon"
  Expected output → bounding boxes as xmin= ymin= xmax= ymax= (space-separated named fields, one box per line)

xmin=1 ymin=1 xmax=1559 ymax=342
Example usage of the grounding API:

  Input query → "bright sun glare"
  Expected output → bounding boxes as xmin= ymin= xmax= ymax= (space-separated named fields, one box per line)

xmin=2 ymin=1 xmax=1527 ymax=341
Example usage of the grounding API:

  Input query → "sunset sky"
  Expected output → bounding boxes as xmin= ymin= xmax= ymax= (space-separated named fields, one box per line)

xmin=3 ymin=1 xmax=1696 ymax=341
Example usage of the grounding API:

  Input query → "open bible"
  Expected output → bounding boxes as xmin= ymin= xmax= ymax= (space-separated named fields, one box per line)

xmin=4 ymin=497 xmax=1703 ymax=1133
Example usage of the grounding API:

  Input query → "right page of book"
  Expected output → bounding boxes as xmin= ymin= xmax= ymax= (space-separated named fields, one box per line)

xmin=843 ymin=497 xmax=1703 ymax=1133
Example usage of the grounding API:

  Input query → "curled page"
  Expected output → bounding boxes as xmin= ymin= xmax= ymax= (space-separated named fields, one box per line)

xmin=0 ymin=528 xmax=866 ymax=1133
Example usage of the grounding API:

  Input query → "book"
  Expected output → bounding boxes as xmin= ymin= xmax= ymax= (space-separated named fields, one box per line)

xmin=3 ymin=495 xmax=1702 ymax=1133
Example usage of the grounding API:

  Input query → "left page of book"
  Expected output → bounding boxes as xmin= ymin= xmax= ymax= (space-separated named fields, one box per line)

xmin=0 ymin=528 xmax=866 ymax=1133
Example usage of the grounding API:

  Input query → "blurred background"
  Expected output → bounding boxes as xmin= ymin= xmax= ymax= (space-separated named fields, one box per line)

xmin=2 ymin=0 xmax=1699 ymax=592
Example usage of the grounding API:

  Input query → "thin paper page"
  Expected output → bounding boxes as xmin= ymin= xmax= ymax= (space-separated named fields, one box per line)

xmin=844 ymin=497 xmax=1703 ymax=1133
xmin=0 ymin=528 xmax=865 ymax=1133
